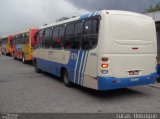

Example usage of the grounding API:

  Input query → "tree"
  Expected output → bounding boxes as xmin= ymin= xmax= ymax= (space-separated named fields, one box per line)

xmin=146 ymin=3 xmax=160 ymax=13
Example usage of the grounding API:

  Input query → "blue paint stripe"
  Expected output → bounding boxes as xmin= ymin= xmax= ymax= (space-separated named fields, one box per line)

xmin=98 ymin=72 xmax=157 ymax=91
xmin=79 ymin=10 xmax=102 ymax=20
xmin=81 ymin=51 xmax=89 ymax=85
xmin=79 ymin=51 xmax=86 ymax=85
xmin=75 ymin=51 xmax=83 ymax=84
xmin=73 ymin=51 xmax=80 ymax=83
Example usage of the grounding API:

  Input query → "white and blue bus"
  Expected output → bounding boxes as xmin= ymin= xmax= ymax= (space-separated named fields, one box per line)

xmin=33 ymin=10 xmax=157 ymax=91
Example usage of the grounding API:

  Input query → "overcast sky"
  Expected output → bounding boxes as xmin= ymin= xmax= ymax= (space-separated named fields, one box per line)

xmin=0 ymin=0 xmax=160 ymax=36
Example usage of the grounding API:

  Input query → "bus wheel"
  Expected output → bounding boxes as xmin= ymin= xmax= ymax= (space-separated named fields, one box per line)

xmin=62 ymin=70 xmax=72 ymax=87
xmin=22 ymin=54 xmax=26 ymax=64
xmin=34 ymin=60 xmax=41 ymax=73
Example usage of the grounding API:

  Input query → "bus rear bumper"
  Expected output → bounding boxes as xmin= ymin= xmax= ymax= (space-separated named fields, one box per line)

xmin=157 ymin=64 xmax=160 ymax=77
xmin=98 ymin=72 xmax=157 ymax=91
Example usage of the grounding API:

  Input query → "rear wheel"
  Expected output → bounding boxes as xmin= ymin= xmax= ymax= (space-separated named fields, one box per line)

xmin=34 ymin=60 xmax=41 ymax=73
xmin=62 ymin=70 xmax=72 ymax=87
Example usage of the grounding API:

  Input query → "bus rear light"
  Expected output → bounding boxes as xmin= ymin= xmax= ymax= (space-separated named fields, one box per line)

xmin=101 ymin=70 xmax=108 ymax=74
xmin=101 ymin=64 xmax=109 ymax=68
xmin=102 ymin=57 xmax=108 ymax=62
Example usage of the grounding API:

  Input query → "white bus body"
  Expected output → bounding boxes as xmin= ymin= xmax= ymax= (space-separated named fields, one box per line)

xmin=33 ymin=10 xmax=157 ymax=91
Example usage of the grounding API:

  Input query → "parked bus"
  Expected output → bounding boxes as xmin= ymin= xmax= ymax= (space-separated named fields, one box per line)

xmin=12 ymin=28 xmax=38 ymax=63
xmin=33 ymin=10 xmax=157 ymax=91
xmin=1 ymin=35 xmax=13 ymax=56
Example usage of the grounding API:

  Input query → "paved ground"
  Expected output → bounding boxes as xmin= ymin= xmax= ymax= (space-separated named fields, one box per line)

xmin=0 ymin=54 xmax=160 ymax=113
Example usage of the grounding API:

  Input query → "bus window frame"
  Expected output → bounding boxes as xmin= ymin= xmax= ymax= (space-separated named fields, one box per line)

xmin=82 ymin=16 xmax=100 ymax=51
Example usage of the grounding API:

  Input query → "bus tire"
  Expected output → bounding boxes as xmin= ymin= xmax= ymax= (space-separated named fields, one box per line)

xmin=22 ymin=54 xmax=26 ymax=64
xmin=62 ymin=69 xmax=72 ymax=87
xmin=34 ymin=60 xmax=41 ymax=73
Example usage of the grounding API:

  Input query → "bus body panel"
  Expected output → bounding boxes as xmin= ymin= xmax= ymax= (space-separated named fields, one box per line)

xmin=96 ymin=10 xmax=157 ymax=90
xmin=98 ymin=72 xmax=157 ymax=90
xmin=33 ymin=48 xmax=98 ymax=90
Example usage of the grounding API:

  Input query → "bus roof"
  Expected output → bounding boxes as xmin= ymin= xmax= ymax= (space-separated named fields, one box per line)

xmin=39 ymin=10 xmax=152 ymax=30
xmin=14 ymin=27 xmax=38 ymax=36
xmin=0 ymin=35 xmax=8 ymax=39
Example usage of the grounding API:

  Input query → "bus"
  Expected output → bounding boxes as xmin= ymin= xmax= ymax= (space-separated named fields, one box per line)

xmin=33 ymin=10 xmax=157 ymax=91
xmin=1 ymin=35 xmax=13 ymax=56
xmin=12 ymin=28 xmax=38 ymax=63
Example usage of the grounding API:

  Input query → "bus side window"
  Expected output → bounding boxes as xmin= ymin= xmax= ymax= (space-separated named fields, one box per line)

xmin=17 ymin=35 xmax=22 ymax=44
xmin=64 ymin=24 xmax=74 ymax=49
xmin=39 ymin=30 xmax=44 ymax=47
xmin=92 ymin=19 xmax=99 ymax=34
xmin=42 ymin=30 xmax=45 ymax=48
xmin=82 ymin=18 xmax=99 ymax=50
xmin=73 ymin=22 xmax=82 ymax=49
xmin=58 ymin=26 xmax=65 ymax=48
xmin=43 ymin=28 xmax=51 ymax=48
xmin=52 ymin=27 xmax=60 ymax=49
xmin=33 ymin=31 xmax=40 ymax=47
xmin=25 ymin=32 xmax=29 ymax=44
xmin=84 ymin=20 xmax=92 ymax=35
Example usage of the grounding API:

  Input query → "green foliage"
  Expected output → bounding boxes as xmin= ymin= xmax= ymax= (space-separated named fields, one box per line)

xmin=146 ymin=3 xmax=160 ymax=13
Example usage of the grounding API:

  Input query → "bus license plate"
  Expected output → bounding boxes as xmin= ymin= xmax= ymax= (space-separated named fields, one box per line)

xmin=131 ymin=78 xmax=139 ymax=82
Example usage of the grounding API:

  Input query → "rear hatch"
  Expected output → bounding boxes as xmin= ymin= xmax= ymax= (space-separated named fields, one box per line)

xmin=109 ymin=13 xmax=157 ymax=78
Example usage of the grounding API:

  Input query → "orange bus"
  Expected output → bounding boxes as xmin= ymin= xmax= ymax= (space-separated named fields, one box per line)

xmin=12 ymin=28 xmax=38 ymax=63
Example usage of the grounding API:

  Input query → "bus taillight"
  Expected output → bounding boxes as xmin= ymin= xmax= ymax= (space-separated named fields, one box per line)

xmin=101 ymin=70 xmax=108 ymax=74
xmin=101 ymin=64 xmax=109 ymax=68
xmin=102 ymin=57 xmax=108 ymax=62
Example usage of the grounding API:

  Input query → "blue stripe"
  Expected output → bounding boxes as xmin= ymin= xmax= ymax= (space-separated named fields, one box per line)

xmin=81 ymin=51 xmax=89 ymax=85
xmin=96 ymin=11 xmax=102 ymax=15
xmin=73 ymin=51 xmax=80 ymax=83
xmin=67 ymin=50 xmax=79 ymax=82
xmin=98 ymin=72 xmax=157 ymax=91
xmin=80 ymin=10 xmax=101 ymax=20
xmin=75 ymin=51 xmax=83 ymax=84
xmin=79 ymin=51 xmax=86 ymax=85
